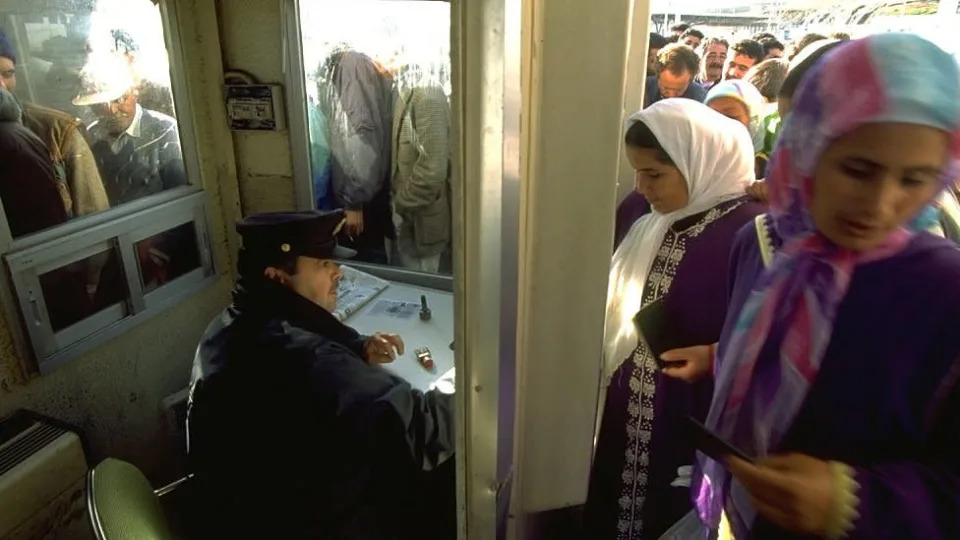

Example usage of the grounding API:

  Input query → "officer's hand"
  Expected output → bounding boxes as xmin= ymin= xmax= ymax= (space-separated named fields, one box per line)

xmin=365 ymin=333 xmax=404 ymax=364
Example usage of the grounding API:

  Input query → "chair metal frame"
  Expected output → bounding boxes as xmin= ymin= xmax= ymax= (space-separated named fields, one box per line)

xmin=85 ymin=461 xmax=194 ymax=540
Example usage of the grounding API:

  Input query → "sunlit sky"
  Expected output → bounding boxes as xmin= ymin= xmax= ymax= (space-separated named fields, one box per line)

xmin=649 ymin=0 xmax=765 ymax=11
xmin=650 ymin=0 xmax=955 ymax=12
xmin=86 ymin=0 xmax=171 ymax=85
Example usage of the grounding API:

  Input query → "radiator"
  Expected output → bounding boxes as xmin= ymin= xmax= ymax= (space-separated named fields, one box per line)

xmin=0 ymin=412 xmax=91 ymax=540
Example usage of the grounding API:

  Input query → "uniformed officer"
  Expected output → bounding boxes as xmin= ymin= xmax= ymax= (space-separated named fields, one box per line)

xmin=187 ymin=210 xmax=455 ymax=539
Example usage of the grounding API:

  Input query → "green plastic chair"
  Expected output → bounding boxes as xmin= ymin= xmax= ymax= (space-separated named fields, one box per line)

xmin=86 ymin=458 xmax=176 ymax=540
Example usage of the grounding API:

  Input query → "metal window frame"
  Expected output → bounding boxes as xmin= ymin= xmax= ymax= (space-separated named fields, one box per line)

xmin=158 ymin=0 xmax=203 ymax=189
xmin=0 ymin=0 xmax=216 ymax=374
xmin=280 ymin=2 xmax=511 ymax=539
xmin=5 ymin=193 xmax=216 ymax=374
xmin=448 ymin=0 xmax=521 ymax=537
xmin=280 ymin=0 xmax=315 ymax=213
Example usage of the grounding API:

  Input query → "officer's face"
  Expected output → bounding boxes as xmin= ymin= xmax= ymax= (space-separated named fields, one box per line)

xmin=269 ymin=256 xmax=344 ymax=312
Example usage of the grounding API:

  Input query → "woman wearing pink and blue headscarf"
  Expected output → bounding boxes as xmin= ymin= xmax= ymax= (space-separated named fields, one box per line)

xmin=684 ymin=34 xmax=960 ymax=538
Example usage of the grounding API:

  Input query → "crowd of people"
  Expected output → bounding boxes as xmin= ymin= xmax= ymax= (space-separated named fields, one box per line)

xmin=7 ymin=13 xmax=960 ymax=540
xmin=0 ymin=28 xmax=185 ymax=233
xmin=589 ymin=27 xmax=960 ymax=540
xmin=308 ymin=49 xmax=453 ymax=273
xmin=630 ymin=25 xmax=960 ymax=247
xmin=1 ymin=26 xmax=194 ymax=329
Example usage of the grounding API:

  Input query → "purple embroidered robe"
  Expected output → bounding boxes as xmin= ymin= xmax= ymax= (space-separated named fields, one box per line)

xmin=717 ymin=220 xmax=960 ymax=539
xmin=585 ymin=197 xmax=764 ymax=539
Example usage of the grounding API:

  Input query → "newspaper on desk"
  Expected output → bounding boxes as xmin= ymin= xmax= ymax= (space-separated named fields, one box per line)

xmin=332 ymin=265 xmax=390 ymax=321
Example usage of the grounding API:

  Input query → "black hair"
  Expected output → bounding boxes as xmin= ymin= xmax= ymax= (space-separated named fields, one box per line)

xmin=760 ymin=38 xmax=785 ymax=56
xmin=680 ymin=28 xmax=704 ymax=41
xmin=624 ymin=121 xmax=674 ymax=165
xmin=320 ymin=44 xmax=353 ymax=80
xmin=731 ymin=39 xmax=765 ymax=63
xmin=747 ymin=58 xmax=789 ymax=102
xmin=670 ymin=23 xmax=691 ymax=34
xmin=649 ymin=32 xmax=669 ymax=50
xmin=658 ymin=43 xmax=700 ymax=77
xmin=779 ymin=40 xmax=843 ymax=100
xmin=700 ymin=36 xmax=729 ymax=52
xmin=790 ymin=33 xmax=828 ymax=60
xmin=752 ymin=32 xmax=777 ymax=42
xmin=237 ymin=248 xmax=299 ymax=281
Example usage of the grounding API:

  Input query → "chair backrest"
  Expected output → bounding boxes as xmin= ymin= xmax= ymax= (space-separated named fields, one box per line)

xmin=87 ymin=458 xmax=175 ymax=540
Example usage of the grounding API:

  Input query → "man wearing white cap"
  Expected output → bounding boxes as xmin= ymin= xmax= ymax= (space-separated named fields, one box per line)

xmin=74 ymin=52 xmax=186 ymax=206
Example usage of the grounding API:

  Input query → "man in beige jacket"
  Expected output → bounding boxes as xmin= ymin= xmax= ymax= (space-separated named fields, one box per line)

xmin=390 ymin=73 xmax=451 ymax=273
xmin=1 ymin=29 xmax=109 ymax=218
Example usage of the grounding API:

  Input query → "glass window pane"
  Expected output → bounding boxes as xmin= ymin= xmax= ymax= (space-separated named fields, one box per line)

xmin=0 ymin=0 xmax=188 ymax=238
xmin=298 ymin=0 xmax=452 ymax=275
xmin=136 ymin=221 xmax=200 ymax=293
xmin=39 ymin=247 xmax=126 ymax=332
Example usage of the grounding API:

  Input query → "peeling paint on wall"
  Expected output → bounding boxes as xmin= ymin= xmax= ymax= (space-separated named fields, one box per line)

xmin=0 ymin=310 xmax=26 ymax=393
xmin=218 ymin=0 xmax=298 ymax=215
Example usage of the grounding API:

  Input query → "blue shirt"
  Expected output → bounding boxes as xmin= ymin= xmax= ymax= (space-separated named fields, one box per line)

xmin=644 ymin=75 xmax=707 ymax=108
xmin=308 ymin=100 xmax=334 ymax=211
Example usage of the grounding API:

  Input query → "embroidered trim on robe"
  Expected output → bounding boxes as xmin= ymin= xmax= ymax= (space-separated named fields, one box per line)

xmin=616 ymin=200 xmax=746 ymax=538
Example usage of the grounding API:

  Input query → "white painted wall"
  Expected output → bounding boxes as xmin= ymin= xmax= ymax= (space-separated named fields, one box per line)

xmin=509 ymin=0 xmax=635 ymax=516
xmin=218 ymin=0 xmax=298 ymax=214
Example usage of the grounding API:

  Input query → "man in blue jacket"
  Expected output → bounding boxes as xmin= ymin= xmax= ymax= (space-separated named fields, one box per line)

xmin=644 ymin=43 xmax=707 ymax=108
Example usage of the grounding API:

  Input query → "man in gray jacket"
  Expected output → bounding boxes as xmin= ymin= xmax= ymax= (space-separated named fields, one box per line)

xmin=391 ymin=68 xmax=451 ymax=272
xmin=322 ymin=50 xmax=395 ymax=264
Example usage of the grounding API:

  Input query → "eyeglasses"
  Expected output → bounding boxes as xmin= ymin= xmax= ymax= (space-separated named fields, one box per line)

xmin=0 ymin=68 xmax=14 ymax=80
xmin=108 ymin=93 xmax=130 ymax=107
xmin=92 ymin=93 xmax=132 ymax=111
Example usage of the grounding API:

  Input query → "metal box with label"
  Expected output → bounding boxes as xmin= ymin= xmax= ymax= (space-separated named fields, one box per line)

xmin=225 ymin=84 xmax=286 ymax=131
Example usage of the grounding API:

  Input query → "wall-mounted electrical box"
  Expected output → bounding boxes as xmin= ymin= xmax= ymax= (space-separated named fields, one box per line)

xmin=225 ymin=84 xmax=286 ymax=131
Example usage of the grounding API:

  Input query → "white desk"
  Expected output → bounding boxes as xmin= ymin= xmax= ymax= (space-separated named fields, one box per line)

xmin=343 ymin=281 xmax=455 ymax=393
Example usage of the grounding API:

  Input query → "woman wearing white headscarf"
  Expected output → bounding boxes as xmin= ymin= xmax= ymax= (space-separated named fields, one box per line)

xmin=584 ymin=99 xmax=764 ymax=540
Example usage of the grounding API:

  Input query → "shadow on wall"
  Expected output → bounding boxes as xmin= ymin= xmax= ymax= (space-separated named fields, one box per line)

xmin=0 ymin=280 xmax=231 ymax=484
xmin=517 ymin=506 xmax=585 ymax=540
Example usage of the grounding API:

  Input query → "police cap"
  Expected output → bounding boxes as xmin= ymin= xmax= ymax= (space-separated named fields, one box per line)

xmin=237 ymin=210 xmax=355 ymax=260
